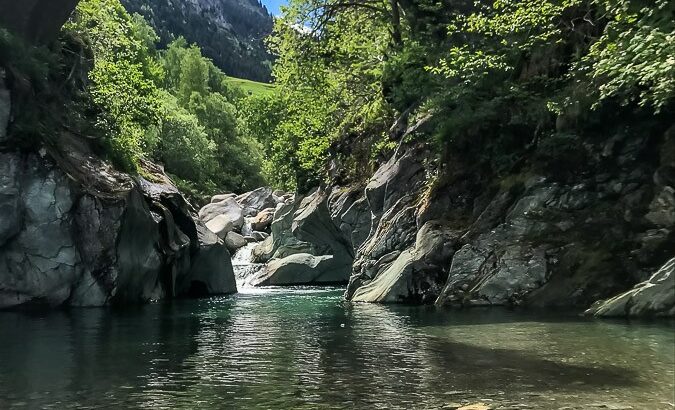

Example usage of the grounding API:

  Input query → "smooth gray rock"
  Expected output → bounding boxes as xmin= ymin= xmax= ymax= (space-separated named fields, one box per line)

xmin=247 ymin=253 xmax=350 ymax=286
xmin=224 ymin=231 xmax=247 ymax=252
xmin=201 ymin=198 xmax=244 ymax=237
xmin=351 ymin=222 xmax=457 ymax=303
xmin=180 ymin=225 xmax=236 ymax=296
xmin=586 ymin=257 xmax=675 ymax=317
xmin=252 ymin=199 xmax=315 ymax=262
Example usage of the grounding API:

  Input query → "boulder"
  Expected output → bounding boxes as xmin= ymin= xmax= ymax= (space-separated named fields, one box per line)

xmin=199 ymin=197 xmax=244 ymax=224
xmin=585 ymin=257 xmax=675 ymax=317
xmin=224 ymin=231 xmax=247 ymax=252
xmin=251 ymin=207 xmax=275 ymax=231
xmin=292 ymin=188 xmax=354 ymax=264
xmin=252 ymin=199 xmax=315 ymax=262
xmin=200 ymin=198 xmax=244 ymax=238
xmin=247 ymin=253 xmax=350 ymax=286
xmin=328 ymin=186 xmax=372 ymax=252
xmin=210 ymin=193 xmax=236 ymax=203
xmin=236 ymin=187 xmax=276 ymax=216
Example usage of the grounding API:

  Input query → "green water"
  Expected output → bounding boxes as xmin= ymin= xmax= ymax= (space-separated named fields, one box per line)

xmin=0 ymin=287 xmax=673 ymax=409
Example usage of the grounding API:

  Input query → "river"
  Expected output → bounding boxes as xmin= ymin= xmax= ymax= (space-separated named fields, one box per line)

xmin=0 ymin=287 xmax=673 ymax=409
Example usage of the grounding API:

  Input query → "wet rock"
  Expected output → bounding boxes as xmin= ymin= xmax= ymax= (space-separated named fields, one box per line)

xmin=585 ymin=257 xmax=675 ymax=317
xmin=247 ymin=253 xmax=350 ymax=286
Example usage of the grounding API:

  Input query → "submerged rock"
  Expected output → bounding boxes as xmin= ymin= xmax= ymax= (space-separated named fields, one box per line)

xmin=585 ymin=257 xmax=675 ymax=317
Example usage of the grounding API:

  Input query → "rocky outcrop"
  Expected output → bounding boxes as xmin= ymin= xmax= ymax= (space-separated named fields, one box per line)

xmin=246 ymin=253 xmax=349 ymax=286
xmin=252 ymin=199 xmax=316 ymax=262
xmin=336 ymin=127 xmax=675 ymax=316
xmin=585 ymin=257 xmax=675 ymax=317
xmin=0 ymin=147 xmax=236 ymax=309
xmin=0 ymin=0 xmax=80 ymax=44
xmin=346 ymin=149 xmax=427 ymax=299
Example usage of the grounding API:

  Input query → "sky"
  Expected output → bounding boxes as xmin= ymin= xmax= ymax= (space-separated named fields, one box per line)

xmin=261 ymin=0 xmax=287 ymax=16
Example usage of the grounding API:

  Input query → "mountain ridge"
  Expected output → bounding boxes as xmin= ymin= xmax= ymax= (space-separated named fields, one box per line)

xmin=121 ymin=0 xmax=274 ymax=82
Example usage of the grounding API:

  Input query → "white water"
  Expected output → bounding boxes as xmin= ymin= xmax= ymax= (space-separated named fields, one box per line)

xmin=232 ymin=242 xmax=265 ymax=289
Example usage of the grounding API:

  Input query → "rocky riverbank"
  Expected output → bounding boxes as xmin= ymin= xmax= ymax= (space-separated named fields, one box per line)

xmin=207 ymin=124 xmax=674 ymax=318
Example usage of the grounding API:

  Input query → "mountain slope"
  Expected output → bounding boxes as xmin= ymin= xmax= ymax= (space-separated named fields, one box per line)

xmin=121 ymin=0 xmax=274 ymax=82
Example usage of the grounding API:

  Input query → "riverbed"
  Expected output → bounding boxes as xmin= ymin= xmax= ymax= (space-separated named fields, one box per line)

xmin=0 ymin=287 xmax=673 ymax=409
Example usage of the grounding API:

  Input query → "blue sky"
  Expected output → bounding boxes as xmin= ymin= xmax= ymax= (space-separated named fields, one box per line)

xmin=261 ymin=0 xmax=287 ymax=16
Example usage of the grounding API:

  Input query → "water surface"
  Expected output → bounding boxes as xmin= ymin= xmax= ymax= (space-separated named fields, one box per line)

xmin=0 ymin=287 xmax=673 ymax=409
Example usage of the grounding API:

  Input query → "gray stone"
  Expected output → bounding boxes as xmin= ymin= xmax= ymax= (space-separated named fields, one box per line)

xmin=585 ymin=257 xmax=675 ymax=317
xmin=224 ymin=231 xmax=247 ymax=252
xmin=247 ymin=253 xmax=350 ymax=286
xmin=236 ymin=187 xmax=275 ymax=216
xmin=201 ymin=198 xmax=244 ymax=238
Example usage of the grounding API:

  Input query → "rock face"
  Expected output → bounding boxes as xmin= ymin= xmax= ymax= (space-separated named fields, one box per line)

xmin=585 ymin=257 xmax=675 ymax=317
xmin=334 ymin=128 xmax=675 ymax=316
xmin=0 ymin=149 xmax=236 ymax=309
xmin=246 ymin=253 xmax=349 ymax=286
xmin=0 ymin=0 xmax=80 ymax=44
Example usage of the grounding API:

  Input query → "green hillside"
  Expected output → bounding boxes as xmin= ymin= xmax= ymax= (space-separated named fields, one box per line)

xmin=226 ymin=76 xmax=276 ymax=96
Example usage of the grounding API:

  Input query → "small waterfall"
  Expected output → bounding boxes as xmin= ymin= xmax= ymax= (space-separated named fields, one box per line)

xmin=232 ymin=242 xmax=264 ymax=288
xmin=241 ymin=216 xmax=254 ymax=237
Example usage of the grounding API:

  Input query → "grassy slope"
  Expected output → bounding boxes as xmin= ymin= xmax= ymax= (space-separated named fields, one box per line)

xmin=225 ymin=76 xmax=276 ymax=96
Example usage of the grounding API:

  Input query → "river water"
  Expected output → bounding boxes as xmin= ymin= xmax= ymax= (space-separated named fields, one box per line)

xmin=0 ymin=287 xmax=673 ymax=409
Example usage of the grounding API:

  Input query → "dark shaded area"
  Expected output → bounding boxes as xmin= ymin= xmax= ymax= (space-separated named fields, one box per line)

xmin=0 ymin=0 xmax=80 ymax=44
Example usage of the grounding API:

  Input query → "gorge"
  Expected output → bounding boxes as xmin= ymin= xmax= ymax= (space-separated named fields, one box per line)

xmin=0 ymin=0 xmax=674 ymax=408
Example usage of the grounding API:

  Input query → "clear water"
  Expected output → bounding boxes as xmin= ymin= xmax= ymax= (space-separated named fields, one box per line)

xmin=0 ymin=287 xmax=673 ymax=409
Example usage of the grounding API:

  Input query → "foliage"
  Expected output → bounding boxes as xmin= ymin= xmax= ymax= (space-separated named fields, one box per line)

xmin=120 ymin=0 xmax=275 ymax=82
xmin=252 ymin=0 xmax=673 ymax=188
xmin=582 ymin=0 xmax=675 ymax=111
xmin=62 ymin=0 xmax=266 ymax=195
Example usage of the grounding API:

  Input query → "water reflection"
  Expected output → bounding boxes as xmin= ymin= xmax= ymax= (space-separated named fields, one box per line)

xmin=0 ymin=288 xmax=673 ymax=409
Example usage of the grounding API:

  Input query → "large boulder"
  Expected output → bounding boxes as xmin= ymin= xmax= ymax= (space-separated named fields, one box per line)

xmin=200 ymin=198 xmax=244 ymax=238
xmin=292 ymin=188 xmax=354 ymax=264
xmin=236 ymin=187 xmax=276 ymax=216
xmin=328 ymin=186 xmax=372 ymax=252
xmin=585 ymin=257 xmax=675 ymax=317
xmin=252 ymin=200 xmax=315 ymax=262
xmin=247 ymin=253 xmax=350 ymax=286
